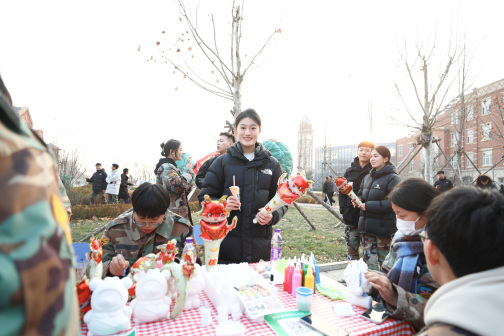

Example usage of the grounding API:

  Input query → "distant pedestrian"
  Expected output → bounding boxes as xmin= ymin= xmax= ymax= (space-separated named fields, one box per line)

xmin=339 ymin=141 xmax=374 ymax=261
xmin=322 ymin=177 xmax=334 ymax=206
xmin=106 ymin=163 xmax=121 ymax=204
xmin=119 ymin=168 xmax=133 ymax=204
xmin=475 ymin=174 xmax=497 ymax=190
xmin=500 ymin=184 xmax=504 ymax=196
xmin=433 ymin=170 xmax=453 ymax=192
xmin=86 ymin=163 xmax=108 ymax=204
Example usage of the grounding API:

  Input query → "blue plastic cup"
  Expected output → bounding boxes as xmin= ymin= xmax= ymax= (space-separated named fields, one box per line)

xmin=296 ymin=286 xmax=314 ymax=312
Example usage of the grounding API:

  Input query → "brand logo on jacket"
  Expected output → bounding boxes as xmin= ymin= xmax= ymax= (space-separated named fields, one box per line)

xmin=261 ymin=169 xmax=272 ymax=175
xmin=374 ymin=184 xmax=381 ymax=189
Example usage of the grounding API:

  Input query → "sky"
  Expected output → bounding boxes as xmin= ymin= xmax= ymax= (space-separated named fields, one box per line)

xmin=2 ymin=0 xmax=504 ymax=179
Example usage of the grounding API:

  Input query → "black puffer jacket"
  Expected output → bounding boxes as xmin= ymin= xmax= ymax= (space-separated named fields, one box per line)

xmin=87 ymin=168 xmax=108 ymax=193
xmin=358 ymin=164 xmax=401 ymax=238
xmin=198 ymin=142 xmax=288 ymax=264
xmin=195 ymin=156 xmax=218 ymax=189
xmin=339 ymin=158 xmax=372 ymax=226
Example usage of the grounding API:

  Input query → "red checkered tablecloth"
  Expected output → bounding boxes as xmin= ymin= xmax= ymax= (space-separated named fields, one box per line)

xmin=80 ymin=275 xmax=414 ymax=335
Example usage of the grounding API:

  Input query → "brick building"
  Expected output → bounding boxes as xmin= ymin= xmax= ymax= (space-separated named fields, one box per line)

xmin=396 ymin=78 xmax=504 ymax=185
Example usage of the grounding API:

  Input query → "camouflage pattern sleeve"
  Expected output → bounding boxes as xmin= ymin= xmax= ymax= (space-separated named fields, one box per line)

xmin=158 ymin=163 xmax=194 ymax=194
xmin=386 ymin=283 xmax=427 ymax=331
xmin=0 ymin=101 xmax=80 ymax=335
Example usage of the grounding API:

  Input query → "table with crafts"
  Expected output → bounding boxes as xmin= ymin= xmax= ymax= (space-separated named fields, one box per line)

xmin=80 ymin=267 xmax=414 ymax=336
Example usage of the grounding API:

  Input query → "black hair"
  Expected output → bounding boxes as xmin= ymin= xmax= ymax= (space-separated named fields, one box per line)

xmin=112 ymin=163 xmax=119 ymax=169
xmin=373 ymin=145 xmax=392 ymax=165
xmin=123 ymin=168 xmax=129 ymax=173
xmin=426 ymin=186 xmax=504 ymax=278
xmin=389 ymin=178 xmax=439 ymax=214
xmin=235 ymin=109 xmax=262 ymax=127
xmin=95 ymin=163 xmax=102 ymax=166
xmin=131 ymin=183 xmax=170 ymax=218
xmin=219 ymin=132 xmax=235 ymax=143
xmin=160 ymin=139 xmax=181 ymax=158
xmin=358 ymin=141 xmax=374 ymax=149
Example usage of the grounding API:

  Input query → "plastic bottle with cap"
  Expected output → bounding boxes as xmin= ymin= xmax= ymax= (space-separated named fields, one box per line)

xmin=291 ymin=264 xmax=302 ymax=298
xmin=182 ymin=237 xmax=196 ymax=261
xmin=304 ymin=264 xmax=315 ymax=292
xmin=270 ymin=229 xmax=283 ymax=261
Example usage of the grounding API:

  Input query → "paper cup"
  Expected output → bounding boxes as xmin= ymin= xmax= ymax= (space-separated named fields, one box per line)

xmin=296 ymin=287 xmax=314 ymax=312
xmin=202 ymin=237 xmax=223 ymax=271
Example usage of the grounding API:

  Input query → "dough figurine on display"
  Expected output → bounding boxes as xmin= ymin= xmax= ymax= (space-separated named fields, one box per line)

xmin=130 ymin=269 xmax=172 ymax=324
xmin=335 ymin=176 xmax=362 ymax=206
xmin=184 ymin=256 xmax=205 ymax=310
xmin=76 ymin=237 xmax=103 ymax=320
xmin=344 ymin=259 xmax=372 ymax=309
xmin=253 ymin=171 xmax=313 ymax=223
xmin=83 ymin=277 xmax=133 ymax=336
xmin=199 ymin=195 xmax=237 ymax=270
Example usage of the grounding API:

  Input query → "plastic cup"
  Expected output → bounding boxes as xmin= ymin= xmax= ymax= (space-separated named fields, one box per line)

xmin=296 ymin=286 xmax=314 ymax=312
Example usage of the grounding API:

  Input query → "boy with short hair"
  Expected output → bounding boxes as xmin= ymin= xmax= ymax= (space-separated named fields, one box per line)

xmin=195 ymin=132 xmax=235 ymax=189
xmin=339 ymin=141 xmax=374 ymax=260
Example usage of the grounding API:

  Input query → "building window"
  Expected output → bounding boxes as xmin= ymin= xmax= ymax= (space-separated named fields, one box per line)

xmin=409 ymin=160 xmax=414 ymax=171
xmin=466 ymin=105 xmax=474 ymax=121
xmin=481 ymin=123 xmax=492 ymax=141
xmin=451 ymin=110 xmax=458 ymax=125
xmin=398 ymin=145 xmax=403 ymax=157
xmin=482 ymin=149 xmax=492 ymax=166
xmin=408 ymin=143 xmax=415 ymax=152
xmin=481 ymin=98 xmax=491 ymax=115
xmin=450 ymin=133 xmax=456 ymax=147
xmin=466 ymin=152 xmax=474 ymax=168
xmin=451 ymin=156 xmax=458 ymax=169
xmin=466 ymin=129 xmax=473 ymax=144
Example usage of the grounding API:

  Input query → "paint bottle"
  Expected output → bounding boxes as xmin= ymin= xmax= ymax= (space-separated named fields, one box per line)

xmin=284 ymin=259 xmax=293 ymax=293
xmin=291 ymin=264 xmax=302 ymax=298
xmin=304 ymin=264 xmax=315 ymax=292
xmin=311 ymin=253 xmax=321 ymax=284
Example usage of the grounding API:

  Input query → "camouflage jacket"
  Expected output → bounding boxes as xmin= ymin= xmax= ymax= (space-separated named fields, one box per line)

xmin=381 ymin=233 xmax=439 ymax=331
xmin=0 ymin=93 xmax=79 ymax=336
xmin=155 ymin=159 xmax=195 ymax=238
xmin=101 ymin=208 xmax=175 ymax=276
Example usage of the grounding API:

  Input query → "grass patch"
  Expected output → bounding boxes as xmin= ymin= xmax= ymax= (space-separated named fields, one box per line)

xmin=71 ymin=206 xmax=348 ymax=263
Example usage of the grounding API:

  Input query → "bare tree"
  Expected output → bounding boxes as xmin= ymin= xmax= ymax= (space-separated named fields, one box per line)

xmin=57 ymin=148 xmax=87 ymax=189
xmin=146 ymin=0 xmax=281 ymax=118
xmin=394 ymin=35 xmax=459 ymax=184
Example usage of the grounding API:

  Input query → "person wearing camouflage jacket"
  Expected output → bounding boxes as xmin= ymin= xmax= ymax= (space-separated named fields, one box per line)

xmin=100 ymin=183 xmax=174 ymax=277
xmin=155 ymin=139 xmax=195 ymax=240
xmin=364 ymin=178 xmax=440 ymax=332
xmin=0 ymin=76 xmax=80 ymax=336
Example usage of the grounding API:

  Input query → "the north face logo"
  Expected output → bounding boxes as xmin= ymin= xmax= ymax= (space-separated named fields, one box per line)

xmin=261 ymin=169 xmax=272 ymax=175
xmin=374 ymin=184 xmax=381 ymax=189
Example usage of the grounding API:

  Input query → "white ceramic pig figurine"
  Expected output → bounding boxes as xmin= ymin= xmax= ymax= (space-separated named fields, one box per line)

xmin=130 ymin=269 xmax=172 ymax=323
xmin=344 ymin=259 xmax=372 ymax=309
xmin=83 ymin=277 xmax=133 ymax=336
xmin=184 ymin=263 xmax=205 ymax=310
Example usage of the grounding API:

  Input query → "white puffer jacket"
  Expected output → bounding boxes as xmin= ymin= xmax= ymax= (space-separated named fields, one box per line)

xmin=106 ymin=169 xmax=121 ymax=195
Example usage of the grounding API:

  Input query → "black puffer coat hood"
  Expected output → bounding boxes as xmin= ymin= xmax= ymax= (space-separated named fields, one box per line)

xmin=358 ymin=164 xmax=401 ymax=238
xmin=198 ymin=142 xmax=287 ymax=263
xmin=339 ymin=157 xmax=372 ymax=226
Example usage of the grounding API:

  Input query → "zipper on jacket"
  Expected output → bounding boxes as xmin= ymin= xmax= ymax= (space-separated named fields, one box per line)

xmin=255 ymin=169 xmax=259 ymax=190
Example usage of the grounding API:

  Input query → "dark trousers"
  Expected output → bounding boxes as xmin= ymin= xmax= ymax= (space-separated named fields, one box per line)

xmin=326 ymin=192 xmax=335 ymax=206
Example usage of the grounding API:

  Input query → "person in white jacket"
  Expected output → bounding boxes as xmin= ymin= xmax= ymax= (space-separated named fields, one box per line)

xmin=417 ymin=186 xmax=504 ymax=336
xmin=106 ymin=163 xmax=121 ymax=204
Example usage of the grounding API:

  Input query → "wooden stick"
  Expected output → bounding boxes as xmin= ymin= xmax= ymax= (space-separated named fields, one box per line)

xmin=306 ymin=190 xmax=346 ymax=223
xmin=233 ymin=175 xmax=236 ymax=186
xmin=292 ymin=202 xmax=316 ymax=231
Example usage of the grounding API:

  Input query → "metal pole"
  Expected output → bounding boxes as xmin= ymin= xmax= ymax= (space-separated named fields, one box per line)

xmin=306 ymin=190 xmax=345 ymax=223
xmin=292 ymin=202 xmax=317 ymax=230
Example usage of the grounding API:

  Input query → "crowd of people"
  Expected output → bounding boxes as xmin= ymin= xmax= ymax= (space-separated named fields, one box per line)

xmin=86 ymin=163 xmax=134 ymax=204
xmin=2 ymin=70 xmax=503 ymax=335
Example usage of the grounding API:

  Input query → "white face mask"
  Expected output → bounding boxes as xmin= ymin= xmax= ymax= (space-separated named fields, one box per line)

xmin=396 ymin=216 xmax=422 ymax=236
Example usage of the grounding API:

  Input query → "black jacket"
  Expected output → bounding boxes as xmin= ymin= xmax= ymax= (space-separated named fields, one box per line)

xmin=358 ymin=164 xmax=401 ymax=238
xmin=87 ymin=168 xmax=108 ymax=193
xmin=198 ymin=142 xmax=288 ymax=264
xmin=195 ymin=156 xmax=218 ymax=189
xmin=433 ymin=177 xmax=453 ymax=192
xmin=339 ymin=158 xmax=372 ymax=226
xmin=322 ymin=181 xmax=332 ymax=194
xmin=119 ymin=173 xmax=132 ymax=199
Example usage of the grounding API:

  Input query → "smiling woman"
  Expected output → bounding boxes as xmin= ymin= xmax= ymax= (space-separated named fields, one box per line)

xmin=198 ymin=109 xmax=288 ymax=264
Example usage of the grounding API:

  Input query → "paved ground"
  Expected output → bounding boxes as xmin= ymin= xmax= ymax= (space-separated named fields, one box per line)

xmin=318 ymin=261 xmax=347 ymax=283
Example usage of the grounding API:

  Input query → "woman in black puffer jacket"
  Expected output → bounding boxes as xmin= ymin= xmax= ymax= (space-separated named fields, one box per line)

xmin=198 ymin=109 xmax=287 ymax=264
xmin=355 ymin=145 xmax=401 ymax=271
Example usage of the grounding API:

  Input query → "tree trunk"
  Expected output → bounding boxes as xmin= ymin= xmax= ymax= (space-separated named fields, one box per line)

xmin=424 ymin=137 xmax=433 ymax=184
xmin=233 ymin=79 xmax=241 ymax=117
